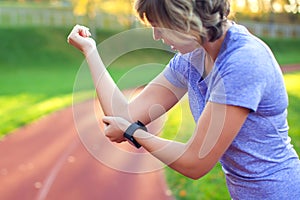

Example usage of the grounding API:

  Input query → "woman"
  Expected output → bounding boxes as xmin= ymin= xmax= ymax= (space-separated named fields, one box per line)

xmin=67 ymin=0 xmax=300 ymax=199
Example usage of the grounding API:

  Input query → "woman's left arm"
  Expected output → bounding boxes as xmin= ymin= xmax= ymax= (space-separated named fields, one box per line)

xmin=103 ymin=102 xmax=249 ymax=179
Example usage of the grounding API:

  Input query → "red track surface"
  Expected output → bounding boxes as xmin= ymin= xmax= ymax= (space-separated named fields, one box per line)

xmin=281 ymin=64 xmax=300 ymax=73
xmin=0 ymin=99 xmax=174 ymax=200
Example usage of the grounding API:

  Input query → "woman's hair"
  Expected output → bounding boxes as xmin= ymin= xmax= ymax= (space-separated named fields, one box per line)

xmin=134 ymin=0 xmax=230 ymax=43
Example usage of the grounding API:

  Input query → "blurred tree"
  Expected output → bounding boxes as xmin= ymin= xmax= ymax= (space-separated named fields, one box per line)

xmin=8 ymin=0 xmax=298 ymax=24
xmin=70 ymin=0 xmax=135 ymax=29
xmin=284 ymin=0 xmax=300 ymax=21
xmin=71 ymin=0 xmax=99 ymax=18
xmin=70 ymin=0 xmax=100 ymax=36
xmin=284 ymin=0 xmax=300 ymax=13
xmin=100 ymin=0 xmax=135 ymax=28
xmin=231 ymin=0 xmax=299 ymax=22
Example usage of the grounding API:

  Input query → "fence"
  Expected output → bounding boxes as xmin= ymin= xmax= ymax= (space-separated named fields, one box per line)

xmin=240 ymin=21 xmax=300 ymax=38
xmin=0 ymin=7 xmax=125 ymax=30
xmin=1 ymin=6 xmax=300 ymax=38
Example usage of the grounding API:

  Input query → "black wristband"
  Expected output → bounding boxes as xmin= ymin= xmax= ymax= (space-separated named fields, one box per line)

xmin=123 ymin=121 xmax=147 ymax=149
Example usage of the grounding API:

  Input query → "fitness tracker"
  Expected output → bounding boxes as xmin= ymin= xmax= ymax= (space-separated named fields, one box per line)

xmin=124 ymin=121 xmax=147 ymax=149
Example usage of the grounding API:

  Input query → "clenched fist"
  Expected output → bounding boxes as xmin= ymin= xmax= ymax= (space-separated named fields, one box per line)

xmin=67 ymin=24 xmax=96 ymax=56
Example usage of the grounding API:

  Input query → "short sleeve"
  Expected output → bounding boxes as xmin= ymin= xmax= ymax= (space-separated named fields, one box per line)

xmin=163 ymin=48 xmax=206 ymax=89
xmin=163 ymin=53 xmax=189 ymax=88
xmin=208 ymin=56 xmax=268 ymax=112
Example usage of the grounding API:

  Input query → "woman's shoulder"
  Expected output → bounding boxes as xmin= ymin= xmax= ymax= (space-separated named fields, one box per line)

xmin=168 ymin=47 xmax=206 ymax=72
xmin=218 ymin=24 xmax=277 ymax=72
xmin=223 ymin=23 xmax=271 ymax=57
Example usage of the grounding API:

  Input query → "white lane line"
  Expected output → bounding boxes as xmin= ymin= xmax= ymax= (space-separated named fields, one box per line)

xmin=35 ymin=139 xmax=79 ymax=200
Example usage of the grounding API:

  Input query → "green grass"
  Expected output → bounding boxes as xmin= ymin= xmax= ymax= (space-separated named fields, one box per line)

xmin=0 ymin=27 xmax=300 ymax=199
xmin=261 ymin=37 xmax=300 ymax=65
xmin=0 ymin=27 xmax=85 ymax=135
xmin=284 ymin=72 xmax=300 ymax=150
xmin=0 ymin=27 xmax=172 ymax=136
xmin=160 ymin=98 xmax=231 ymax=199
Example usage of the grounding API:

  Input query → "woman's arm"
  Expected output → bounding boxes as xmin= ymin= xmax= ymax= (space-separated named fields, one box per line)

xmin=67 ymin=25 xmax=186 ymax=125
xmin=103 ymin=102 xmax=249 ymax=179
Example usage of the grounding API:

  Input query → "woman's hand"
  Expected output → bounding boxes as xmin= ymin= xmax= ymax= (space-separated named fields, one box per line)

xmin=67 ymin=24 xmax=96 ymax=56
xmin=102 ymin=116 xmax=131 ymax=143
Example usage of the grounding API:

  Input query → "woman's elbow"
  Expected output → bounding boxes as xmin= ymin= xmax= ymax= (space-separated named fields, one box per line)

xmin=185 ymin=169 xmax=208 ymax=180
xmin=179 ymin=163 xmax=211 ymax=180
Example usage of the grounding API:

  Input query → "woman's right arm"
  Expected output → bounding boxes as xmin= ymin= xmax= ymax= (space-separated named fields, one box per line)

xmin=67 ymin=25 xmax=187 ymax=125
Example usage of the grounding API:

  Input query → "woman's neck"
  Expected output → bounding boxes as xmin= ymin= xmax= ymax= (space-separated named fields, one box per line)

xmin=203 ymin=53 xmax=214 ymax=78
xmin=202 ymin=21 xmax=232 ymax=61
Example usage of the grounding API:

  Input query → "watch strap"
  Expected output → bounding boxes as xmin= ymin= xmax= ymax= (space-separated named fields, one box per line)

xmin=124 ymin=121 xmax=147 ymax=148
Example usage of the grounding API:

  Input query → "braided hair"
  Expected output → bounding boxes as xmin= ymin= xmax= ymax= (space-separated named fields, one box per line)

xmin=134 ymin=0 xmax=230 ymax=43
xmin=194 ymin=0 xmax=230 ymax=42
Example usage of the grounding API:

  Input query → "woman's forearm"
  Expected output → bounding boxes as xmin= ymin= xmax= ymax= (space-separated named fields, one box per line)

xmin=85 ymin=48 xmax=129 ymax=118
xmin=133 ymin=128 xmax=209 ymax=179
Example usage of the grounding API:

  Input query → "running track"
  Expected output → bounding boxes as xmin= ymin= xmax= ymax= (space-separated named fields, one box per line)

xmin=0 ymin=98 xmax=173 ymax=200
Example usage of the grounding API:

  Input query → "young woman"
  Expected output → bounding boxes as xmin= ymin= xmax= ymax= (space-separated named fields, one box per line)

xmin=67 ymin=0 xmax=300 ymax=199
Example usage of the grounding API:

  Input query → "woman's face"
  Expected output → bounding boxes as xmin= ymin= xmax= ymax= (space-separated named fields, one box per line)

xmin=152 ymin=26 xmax=200 ymax=54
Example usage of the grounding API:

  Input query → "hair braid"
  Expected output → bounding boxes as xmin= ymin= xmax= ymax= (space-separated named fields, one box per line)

xmin=134 ymin=0 xmax=230 ymax=43
xmin=194 ymin=0 xmax=230 ymax=42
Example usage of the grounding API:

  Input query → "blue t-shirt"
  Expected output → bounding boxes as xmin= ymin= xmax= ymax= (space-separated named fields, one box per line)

xmin=164 ymin=24 xmax=300 ymax=199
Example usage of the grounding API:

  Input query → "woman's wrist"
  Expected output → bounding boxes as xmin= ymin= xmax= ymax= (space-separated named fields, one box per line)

xmin=83 ymin=44 xmax=97 ymax=57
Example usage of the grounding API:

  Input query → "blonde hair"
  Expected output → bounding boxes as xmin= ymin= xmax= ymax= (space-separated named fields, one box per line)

xmin=134 ymin=0 xmax=230 ymax=43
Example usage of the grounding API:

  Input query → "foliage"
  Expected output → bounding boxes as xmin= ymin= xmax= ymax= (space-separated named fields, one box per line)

xmin=230 ymin=0 xmax=300 ymax=23
xmin=100 ymin=0 xmax=135 ymax=28
xmin=1 ymin=0 xmax=299 ymax=26
xmin=69 ymin=0 xmax=300 ymax=24
xmin=71 ymin=0 xmax=101 ymax=18
xmin=230 ymin=0 xmax=300 ymax=14
xmin=70 ymin=0 xmax=135 ymax=27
